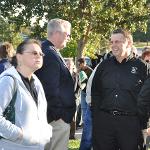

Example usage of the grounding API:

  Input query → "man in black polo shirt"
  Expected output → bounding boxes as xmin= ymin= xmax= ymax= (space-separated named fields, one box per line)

xmin=91 ymin=29 xmax=150 ymax=150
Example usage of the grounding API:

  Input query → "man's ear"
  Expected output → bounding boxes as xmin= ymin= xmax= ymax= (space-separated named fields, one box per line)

xmin=126 ymin=39 xmax=132 ymax=49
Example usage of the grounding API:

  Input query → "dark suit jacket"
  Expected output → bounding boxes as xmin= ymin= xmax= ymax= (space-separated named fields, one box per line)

xmin=36 ymin=40 xmax=76 ymax=123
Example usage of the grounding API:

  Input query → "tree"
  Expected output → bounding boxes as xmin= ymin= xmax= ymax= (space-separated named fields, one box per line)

xmin=0 ymin=16 xmax=9 ymax=42
xmin=0 ymin=16 xmax=23 ymax=48
xmin=133 ymin=20 xmax=150 ymax=45
xmin=0 ymin=0 xmax=150 ymax=58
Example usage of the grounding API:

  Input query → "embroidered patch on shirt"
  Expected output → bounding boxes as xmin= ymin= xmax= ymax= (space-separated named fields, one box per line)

xmin=131 ymin=67 xmax=138 ymax=74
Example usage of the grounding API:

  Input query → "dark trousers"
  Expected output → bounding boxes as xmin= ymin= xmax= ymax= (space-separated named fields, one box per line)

xmin=92 ymin=110 xmax=141 ymax=150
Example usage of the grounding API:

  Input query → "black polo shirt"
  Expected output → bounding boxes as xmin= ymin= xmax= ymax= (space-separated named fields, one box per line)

xmin=19 ymin=72 xmax=38 ymax=105
xmin=91 ymin=55 xmax=150 ymax=113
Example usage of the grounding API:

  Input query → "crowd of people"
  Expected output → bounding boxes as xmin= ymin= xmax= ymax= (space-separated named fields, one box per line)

xmin=0 ymin=18 xmax=150 ymax=150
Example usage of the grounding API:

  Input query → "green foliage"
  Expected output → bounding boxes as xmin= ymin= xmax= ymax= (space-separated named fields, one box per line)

xmin=0 ymin=0 xmax=150 ymax=57
xmin=133 ymin=20 xmax=150 ymax=42
xmin=61 ymin=40 xmax=78 ymax=58
xmin=84 ymin=33 xmax=109 ymax=58
xmin=11 ymin=32 xmax=23 ymax=49
xmin=0 ymin=16 xmax=23 ymax=48
xmin=0 ymin=16 xmax=10 ymax=42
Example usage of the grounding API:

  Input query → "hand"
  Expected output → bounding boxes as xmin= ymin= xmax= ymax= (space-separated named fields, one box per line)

xmin=14 ymin=128 xmax=23 ymax=142
xmin=146 ymin=128 xmax=150 ymax=135
xmin=17 ymin=128 xmax=23 ymax=140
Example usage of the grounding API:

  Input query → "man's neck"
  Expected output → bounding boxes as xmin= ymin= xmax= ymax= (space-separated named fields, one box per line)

xmin=47 ymin=38 xmax=60 ymax=50
xmin=116 ymin=48 xmax=131 ymax=63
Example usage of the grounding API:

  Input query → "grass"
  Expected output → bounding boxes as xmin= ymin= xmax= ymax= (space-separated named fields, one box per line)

xmin=134 ymin=42 xmax=149 ymax=48
xmin=68 ymin=139 xmax=80 ymax=150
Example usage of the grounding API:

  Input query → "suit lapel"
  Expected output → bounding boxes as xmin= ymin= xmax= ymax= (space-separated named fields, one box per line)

xmin=50 ymin=46 xmax=67 ymax=67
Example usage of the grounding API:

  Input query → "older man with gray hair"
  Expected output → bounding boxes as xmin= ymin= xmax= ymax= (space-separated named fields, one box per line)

xmin=36 ymin=18 xmax=76 ymax=150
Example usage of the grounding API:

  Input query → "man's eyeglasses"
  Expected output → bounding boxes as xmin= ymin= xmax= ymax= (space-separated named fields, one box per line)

xmin=23 ymin=51 xmax=45 ymax=57
xmin=57 ymin=31 xmax=71 ymax=38
xmin=64 ymin=32 xmax=71 ymax=38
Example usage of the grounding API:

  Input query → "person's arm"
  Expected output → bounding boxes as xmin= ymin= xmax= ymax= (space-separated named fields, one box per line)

xmin=91 ymin=63 xmax=103 ymax=111
xmin=36 ymin=51 xmax=63 ymax=120
xmin=137 ymin=77 xmax=150 ymax=130
xmin=0 ymin=76 xmax=22 ymax=141
xmin=86 ymin=63 xmax=100 ymax=105
xmin=0 ymin=63 xmax=5 ymax=74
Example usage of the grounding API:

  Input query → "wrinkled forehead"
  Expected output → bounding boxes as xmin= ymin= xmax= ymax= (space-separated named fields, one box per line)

xmin=24 ymin=43 xmax=41 ymax=51
xmin=110 ymin=33 xmax=126 ymax=41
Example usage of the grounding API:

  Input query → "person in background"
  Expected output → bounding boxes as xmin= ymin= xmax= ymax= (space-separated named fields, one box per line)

xmin=0 ymin=42 xmax=15 ymax=74
xmin=140 ymin=46 xmax=150 ymax=150
xmin=91 ymin=29 xmax=150 ymax=150
xmin=81 ymin=51 xmax=113 ymax=150
xmin=77 ymin=58 xmax=93 ymax=123
xmin=141 ymin=47 xmax=150 ymax=63
xmin=66 ymin=58 xmax=81 ymax=139
xmin=0 ymin=39 xmax=52 ymax=150
xmin=138 ymin=74 xmax=150 ymax=150
xmin=77 ymin=58 xmax=93 ymax=150
xmin=35 ymin=18 xmax=76 ymax=150
xmin=132 ymin=45 xmax=138 ymax=58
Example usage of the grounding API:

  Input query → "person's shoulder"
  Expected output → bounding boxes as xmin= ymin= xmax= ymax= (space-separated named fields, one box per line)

xmin=41 ymin=40 xmax=50 ymax=46
xmin=41 ymin=40 xmax=55 ymax=52
xmin=86 ymin=65 xmax=93 ymax=71
xmin=0 ymin=60 xmax=9 ymax=74
xmin=100 ymin=55 xmax=114 ymax=65
xmin=94 ymin=56 xmax=114 ymax=73
xmin=132 ymin=57 xmax=150 ymax=70
xmin=41 ymin=41 xmax=57 ymax=59
xmin=0 ymin=61 xmax=5 ymax=68
xmin=0 ymin=74 xmax=16 ymax=88
xmin=133 ymin=57 xmax=147 ymax=65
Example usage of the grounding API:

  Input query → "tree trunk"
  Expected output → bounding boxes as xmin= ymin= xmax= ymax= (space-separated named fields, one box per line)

xmin=76 ymin=21 xmax=91 ymax=65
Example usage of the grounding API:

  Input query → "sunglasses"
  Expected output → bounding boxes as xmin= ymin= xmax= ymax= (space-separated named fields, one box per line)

xmin=23 ymin=51 xmax=45 ymax=57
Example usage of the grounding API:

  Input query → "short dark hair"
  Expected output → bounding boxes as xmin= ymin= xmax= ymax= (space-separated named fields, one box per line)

xmin=16 ymin=39 xmax=41 ymax=54
xmin=142 ymin=46 xmax=150 ymax=53
xmin=141 ymin=47 xmax=150 ymax=60
xmin=77 ymin=58 xmax=85 ymax=64
xmin=112 ymin=28 xmax=131 ymax=39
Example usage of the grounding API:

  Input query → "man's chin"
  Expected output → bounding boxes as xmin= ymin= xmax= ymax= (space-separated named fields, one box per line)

xmin=60 ymin=44 xmax=66 ymax=49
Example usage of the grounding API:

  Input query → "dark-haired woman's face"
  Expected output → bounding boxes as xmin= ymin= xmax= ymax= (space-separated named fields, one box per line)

xmin=17 ymin=43 xmax=43 ymax=72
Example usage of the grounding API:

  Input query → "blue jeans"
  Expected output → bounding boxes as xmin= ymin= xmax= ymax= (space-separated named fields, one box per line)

xmin=81 ymin=91 xmax=88 ymax=123
xmin=79 ymin=104 xmax=92 ymax=150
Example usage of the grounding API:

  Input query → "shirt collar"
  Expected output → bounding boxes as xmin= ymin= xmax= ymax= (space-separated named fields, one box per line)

xmin=113 ymin=53 xmax=134 ymax=64
xmin=18 ymin=72 xmax=34 ymax=83
xmin=45 ymin=39 xmax=54 ymax=47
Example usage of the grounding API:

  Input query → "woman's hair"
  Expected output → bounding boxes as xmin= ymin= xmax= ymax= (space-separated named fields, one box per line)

xmin=11 ymin=39 xmax=41 ymax=67
xmin=0 ymin=42 xmax=15 ymax=59
xmin=141 ymin=47 xmax=150 ymax=60
xmin=16 ymin=39 xmax=41 ymax=54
